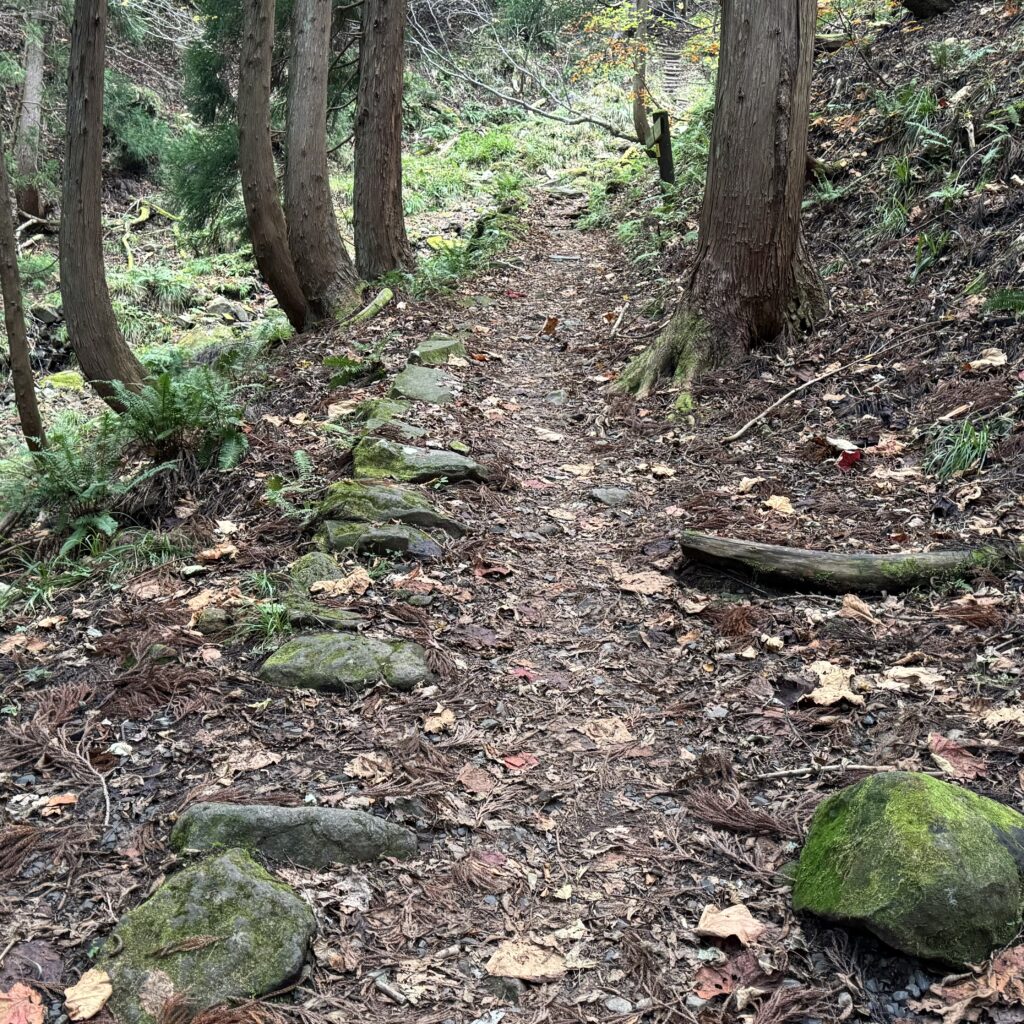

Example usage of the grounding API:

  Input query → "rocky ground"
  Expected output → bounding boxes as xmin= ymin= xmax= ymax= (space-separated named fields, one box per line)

xmin=3 ymin=183 xmax=1024 ymax=1024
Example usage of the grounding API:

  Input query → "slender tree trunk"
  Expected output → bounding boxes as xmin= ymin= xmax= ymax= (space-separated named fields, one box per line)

xmin=15 ymin=2 xmax=46 ymax=220
xmin=60 ymin=0 xmax=145 ymax=409
xmin=285 ymin=0 xmax=361 ymax=321
xmin=0 ymin=124 xmax=45 ymax=451
xmin=354 ymin=0 xmax=415 ymax=280
xmin=632 ymin=0 xmax=652 ymax=145
xmin=238 ymin=0 xmax=308 ymax=332
xmin=617 ymin=0 xmax=826 ymax=398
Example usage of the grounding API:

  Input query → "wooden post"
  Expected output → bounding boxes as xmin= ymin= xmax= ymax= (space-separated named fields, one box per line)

xmin=654 ymin=110 xmax=675 ymax=184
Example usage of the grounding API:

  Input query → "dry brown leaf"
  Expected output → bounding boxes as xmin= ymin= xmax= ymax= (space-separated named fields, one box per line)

xmin=457 ymin=763 xmax=497 ymax=795
xmin=534 ymin=428 xmax=564 ymax=443
xmin=764 ymin=495 xmax=795 ymax=516
xmin=559 ymin=463 xmax=594 ymax=477
xmin=580 ymin=716 xmax=635 ymax=747
xmin=883 ymin=665 xmax=944 ymax=689
xmin=651 ymin=463 xmax=676 ymax=478
xmin=983 ymin=707 xmax=1024 ymax=728
xmin=966 ymin=347 xmax=1007 ymax=371
xmin=695 ymin=904 xmax=766 ymax=947
xmin=927 ymin=734 xmax=986 ymax=781
xmin=345 ymin=753 xmax=393 ymax=781
xmin=0 ymin=983 xmax=45 ymax=1024
xmin=737 ymin=476 xmax=765 ymax=494
xmin=197 ymin=540 xmax=239 ymax=564
xmin=803 ymin=660 xmax=864 ymax=707
xmin=839 ymin=594 xmax=878 ymax=624
xmin=423 ymin=707 xmax=456 ymax=734
xmin=64 ymin=970 xmax=112 ymax=1021
xmin=310 ymin=568 xmax=372 ymax=598
xmin=611 ymin=567 xmax=674 ymax=596
xmin=485 ymin=940 xmax=566 ymax=983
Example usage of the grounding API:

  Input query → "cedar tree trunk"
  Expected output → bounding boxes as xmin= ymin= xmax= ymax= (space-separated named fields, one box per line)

xmin=15 ymin=2 xmax=46 ymax=220
xmin=0 ymin=123 xmax=45 ymax=451
xmin=617 ymin=0 xmax=826 ymax=398
xmin=632 ymin=0 xmax=652 ymax=145
xmin=285 ymin=0 xmax=361 ymax=321
xmin=353 ymin=0 xmax=415 ymax=280
xmin=60 ymin=0 xmax=145 ymax=409
xmin=238 ymin=0 xmax=308 ymax=331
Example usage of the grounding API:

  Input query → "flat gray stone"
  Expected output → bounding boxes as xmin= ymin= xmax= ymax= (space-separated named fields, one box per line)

xmin=259 ymin=633 xmax=434 ymax=692
xmin=316 ymin=479 xmax=465 ymax=536
xmin=410 ymin=335 xmax=467 ymax=366
xmin=590 ymin=487 xmax=633 ymax=508
xmin=317 ymin=522 xmax=444 ymax=561
xmin=390 ymin=365 xmax=455 ymax=405
xmin=353 ymin=438 xmax=488 ymax=485
xmin=171 ymin=803 xmax=416 ymax=867
xmin=102 ymin=850 xmax=313 ymax=1024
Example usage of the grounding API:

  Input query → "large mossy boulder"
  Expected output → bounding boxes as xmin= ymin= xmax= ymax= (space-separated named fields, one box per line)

xmin=317 ymin=522 xmax=444 ymax=561
xmin=316 ymin=479 xmax=465 ymax=536
xmin=410 ymin=335 xmax=467 ymax=366
xmin=259 ymin=633 xmax=434 ymax=692
xmin=353 ymin=438 xmax=488 ymax=485
xmin=171 ymin=803 xmax=416 ymax=867
xmin=102 ymin=849 xmax=313 ymax=1024
xmin=389 ymin=365 xmax=455 ymax=405
xmin=793 ymin=772 xmax=1024 ymax=965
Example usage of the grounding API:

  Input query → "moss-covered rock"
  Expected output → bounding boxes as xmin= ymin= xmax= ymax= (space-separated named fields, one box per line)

xmin=316 ymin=479 xmax=465 ymax=536
xmin=352 ymin=398 xmax=410 ymax=431
xmin=177 ymin=324 xmax=235 ymax=349
xmin=288 ymin=552 xmax=345 ymax=592
xmin=316 ymin=522 xmax=444 ymax=561
xmin=259 ymin=633 xmax=434 ymax=692
xmin=102 ymin=849 xmax=313 ymax=1024
xmin=353 ymin=438 xmax=488 ymax=485
xmin=793 ymin=772 xmax=1024 ymax=965
xmin=389 ymin=365 xmax=455 ymax=405
xmin=410 ymin=335 xmax=467 ymax=366
xmin=171 ymin=803 xmax=416 ymax=867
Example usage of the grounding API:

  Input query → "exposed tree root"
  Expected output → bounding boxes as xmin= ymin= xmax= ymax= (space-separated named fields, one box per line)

xmin=614 ymin=308 xmax=705 ymax=398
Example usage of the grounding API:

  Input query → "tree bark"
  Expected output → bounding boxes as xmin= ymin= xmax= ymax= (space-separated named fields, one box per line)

xmin=354 ymin=0 xmax=415 ymax=280
xmin=632 ymin=0 xmax=653 ymax=145
xmin=238 ymin=0 xmax=308 ymax=332
xmin=15 ymin=1 xmax=46 ymax=220
xmin=0 ymin=124 xmax=45 ymax=451
xmin=285 ymin=0 xmax=361 ymax=321
xmin=60 ymin=0 xmax=145 ymax=409
xmin=617 ymin=0 xmax=827 ymax=397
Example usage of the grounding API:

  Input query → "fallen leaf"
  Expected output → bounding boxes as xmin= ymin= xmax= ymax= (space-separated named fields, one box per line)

xmin=928 ymin=734 xmax=986 ymax=780
xmin=559 ymin=463 xmax=594 ymax=477
xmin=540 ymin=316 xmax=560 ymax=336
xmin=0 ymin=983 xmax=45 ymax=1024
xmin=197 ymin=540 xmax=238 ymax=563
xmin=40 ymin=794 xmax=78 ymax=817
xmin=457 ymin=763 xmax=497 ymax=795
xmin=34 ymin=616 xmax=66 ymax=630
xmin=826 ymin=436 xmax=861 ymax=453
xmin=580 ymin=717 xmax=635 ymax=747
xmin=966 ymin=347 xmax=1007 ymax=371
xmin=214 ymin=520 xmax=239 ymax=537
xmin=485 ymin=941 xmax=566 ymax=983
xmin=984 ymin=707 xmax=1024 ymax=728
xmin=839 ymin=593 xmax=879 ymax=624
xmin=737 ymin=476 xmax=765 ymax=494
xmin=693 ymin=951 xmax=770 ymax=1000
xmin=534 ymin=428 xmax=564 ymax=443
xmin=803 ymin=660 xmax=864 ymax=706
xmin=502 ymin=752 xmax=540 ymax=772
xmin=344 ymin=753 xmax=393 ymax=781
xmin=651 ymin=463 xmax=676 ymax=478
xmin=611 ymin=566 xmax=674 ymax=596
xmin=764 ymin=495 xmax=795 ymax=517
xmin=695 ymin=904 xmax=766 ymax=947
xmin=64 ymin=970 xmax=112 ymax=1022
xmin=310 ymin=568 xmax=372 ymax=598
xmin=883 ymin=665 xmax=944 ymax=689
xmin=423 ymin=707 xmax=456 ymax=734
xmin=126 ymin=580 xmax=164 ymax=601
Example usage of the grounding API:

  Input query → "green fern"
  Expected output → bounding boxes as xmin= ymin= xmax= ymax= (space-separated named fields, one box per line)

xmin=986 ymin=290 xmax=1024 ymax=314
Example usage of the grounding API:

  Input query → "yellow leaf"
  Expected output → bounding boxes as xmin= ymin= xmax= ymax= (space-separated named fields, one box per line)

xmin=485 ymin=941 xmax=566 ymax=982
xmin=64 ymin=970 xmax=112 ymax=1022
xmin=764 ymin=495 xmax=795 ymax=516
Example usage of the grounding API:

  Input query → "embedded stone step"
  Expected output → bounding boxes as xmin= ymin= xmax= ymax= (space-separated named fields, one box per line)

xmin=317 ymin=522 xmax=444 ymax=561
xmin=102 ymin=849 xmax=314 ymax=1024
xmin=353 ymin=437 xmax=488 ymax=484
xmin=389 ymin=365 xmax=455 ymax=405
xmin=410 ymin=335 xmax=467 ymax=366
xmin=171 ymin=803 xmax=417 ymax=867
xmin=316 ymin=479 xmax=466 ymax=536
xmin=259 ymin=633 xmax=434 ymax=692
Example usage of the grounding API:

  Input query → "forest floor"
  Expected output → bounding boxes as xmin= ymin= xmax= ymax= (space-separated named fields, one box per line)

xmin=4 ymin=181 xmax=1024 ymax=1024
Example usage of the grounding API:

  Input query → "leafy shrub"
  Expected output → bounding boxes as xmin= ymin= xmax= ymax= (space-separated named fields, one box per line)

xmin=164 ymin=122 xmax=244 ymax=236
xmin=0 ymin=413 xmax=171 ymax=555
xmin=104 ymin=71 xmax=171 ymax=173
xmin=111 ymin=367 xmax=249 ymax=468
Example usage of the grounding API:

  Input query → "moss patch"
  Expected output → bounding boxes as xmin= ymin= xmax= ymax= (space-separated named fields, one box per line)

xmin=793 ymin=771 xmax=1024 ymax=964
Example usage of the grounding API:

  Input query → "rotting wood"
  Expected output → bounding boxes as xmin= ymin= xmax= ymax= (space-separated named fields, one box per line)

xmin=679 ymin=531 xmax=1022 ymax=593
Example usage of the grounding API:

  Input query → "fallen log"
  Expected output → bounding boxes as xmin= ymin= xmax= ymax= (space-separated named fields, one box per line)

xmin=679 ymin=532 xmax=1020 ymax=593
